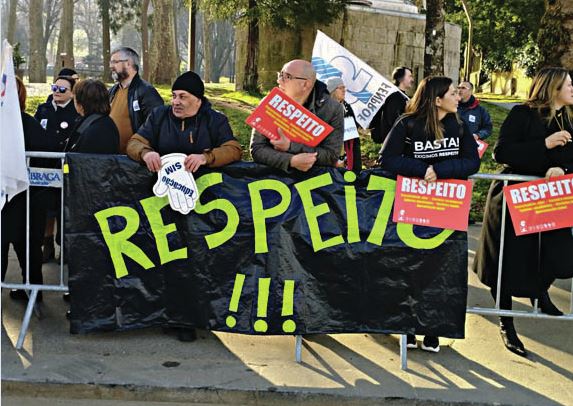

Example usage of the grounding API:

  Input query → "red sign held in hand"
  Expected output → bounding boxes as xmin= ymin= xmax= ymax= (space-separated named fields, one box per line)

xmin=393 ymin=176 xmax=473 ymax=231
xmin=503 ymin=174 xmax=573 ymax=236
xmin=476 ymin=139 xmax=488 ymax=159
xmin=246 ymin=87 xmax=334 ymax=147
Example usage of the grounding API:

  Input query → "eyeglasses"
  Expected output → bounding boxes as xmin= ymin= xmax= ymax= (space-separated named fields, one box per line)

xmin=277 ymin=71 xmax=308 ymax=82
xmin=110 ymin=59 xmax=128 ymax=65
xmin=457 ymin=86 xmax=470 ymax=90
xmin=51 ymin=84 xmax=69 ymax=93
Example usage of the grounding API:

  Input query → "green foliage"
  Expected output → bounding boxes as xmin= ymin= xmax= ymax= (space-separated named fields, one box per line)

xmin=516 ymin=36 xmax=541 ymax=77
xmin=97 ymin=0 xmax=141 ymax=35
xmin=445 ymin=0 xmax=544 ymax=74
xmin=537 ymin=2 xmax=569 ymax=68
xmin=201 ymin=0 xmax=346 ymax=29
xmin=12 ymin=43 xmax=25 ymax=68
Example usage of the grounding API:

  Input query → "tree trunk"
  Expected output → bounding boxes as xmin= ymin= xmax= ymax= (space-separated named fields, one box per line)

xmin=187 ymin=0 xmax=196 ymax=71
xmin=460 ymin=0 xmax=472 ymax=82
xmin=28 ymin=0 xmax=47 ymax=82
xmin=101 ymin=0 xmax=111 ymax=81
xmin=149 ymin=0 xmax=178 ymax=84
xmin=202 ymin=10 xmax=212 ymax=82
xmin=173 ymin=0 xmax=180 ymax=70
xmin=141 ymin=0 xmax=150 ymax=80
xmin=55 ymin=0 xmax=75 ymax=72
xmin=538 ymin=0 xmax=573 ymax=69
xmin=242 ymin=0 xmax=258 ymax=92
xmin=423 ymin=0 xmax=445 ymax=77
xmin=7 ymin=0 xmax=18 ymax=44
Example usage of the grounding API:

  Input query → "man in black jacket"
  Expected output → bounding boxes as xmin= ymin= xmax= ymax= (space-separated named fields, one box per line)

xmin=370 ymin=66 xmax=414 ymax=144
xmin=108 ymin=47 xmax=163 ymax=153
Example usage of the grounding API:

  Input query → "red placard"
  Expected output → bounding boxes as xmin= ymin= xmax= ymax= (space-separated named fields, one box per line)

xmin=503 ymin=174 xmax=573 ymax=236
xmin=245 ymin=87 xmax=334 ymax=147
xmin=393 ymin=176 xmax=473 ymax=231
xmin=476 ymin=139 xmax=488 ymax=159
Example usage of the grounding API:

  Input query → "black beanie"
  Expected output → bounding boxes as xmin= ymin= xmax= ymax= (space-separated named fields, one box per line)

xmin=58 ymin=68 xmax=78 ymax=77
xmin=172 ymin=71 xmax=205 ymax=100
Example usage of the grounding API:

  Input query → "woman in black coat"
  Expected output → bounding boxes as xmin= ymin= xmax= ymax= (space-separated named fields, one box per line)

xmin=379 ymin=76 xmax=480 ymax=353
xmin=2 ymin=77 xmax=60 ymax=302
xmin=473 ymin=67 xmax=573 ymax=357
xmin=65 ymin=79 xmax=119 ymax=154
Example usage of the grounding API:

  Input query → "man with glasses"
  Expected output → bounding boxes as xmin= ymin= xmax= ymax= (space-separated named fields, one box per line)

xmin=457 ymin=81 xmax=492 ymax=141
xmin=250 ymin=59 xmax=344 ymax=172
xmin=109 ymin=47 xmax=163 ymax=153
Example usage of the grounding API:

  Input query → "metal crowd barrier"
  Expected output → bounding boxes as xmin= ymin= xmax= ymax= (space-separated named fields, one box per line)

xmin=2 ymin=159 xmax=572 ymax=369
xmin=1 ymin=152 xmax=67 ymax=349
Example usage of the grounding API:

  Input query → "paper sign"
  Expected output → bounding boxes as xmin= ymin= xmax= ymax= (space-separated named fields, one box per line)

xmin=393 ymin=176 xmax=473 ymax=231
xmin=343 ymin=117 xmax=360 ymax=141
xmin=28 ymin=167 xmax=63 ymax=188
xmin=476 ymin=139 xmax=488 ymax=159
xmin=246 ymin=87 xmax=334 ymax=147
xmin=503 ymin=174 xmax=573 ymax=236
xmin=153 ymin=153 xmax=199 ymax=214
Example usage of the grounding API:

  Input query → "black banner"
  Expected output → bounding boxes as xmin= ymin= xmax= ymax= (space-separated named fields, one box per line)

xmin=65 ymin=154 xmax=468 ymax=337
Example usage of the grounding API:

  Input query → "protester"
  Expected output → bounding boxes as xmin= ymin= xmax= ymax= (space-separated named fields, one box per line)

xmin=379 ymin=76 xmax=480 ymax=353
xmin=108 ymin=47 xmax=164 ymax=154
xmin=66 ymin=79 xmax=119 ymax=154
xmin=473 ymin=67 xmax=573 ymax=357
xmin=250 ymin=59 xmax=344 ymax=172
xmin=457 ymin=81 xmax=492 ymax=141
xmin=370 ymin=66 xmax=414 ymax=144
xmin=34 ymin=74 xmax=80 ymax=262
xmin=326 ymin=77 xmax=362 ymax=173
xmin=126 ymin=71 xmax=241 ymax=341
xmin=45 ymin=68 xmax=80 ymax=104
xmin=2 ymin=77 xmax=59 ymax=302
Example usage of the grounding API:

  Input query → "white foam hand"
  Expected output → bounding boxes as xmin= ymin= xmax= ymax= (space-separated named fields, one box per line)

xmin=153 ymin=153 xmax=199 ymax=214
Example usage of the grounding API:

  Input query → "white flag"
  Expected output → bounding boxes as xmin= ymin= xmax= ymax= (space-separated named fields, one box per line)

xmin=0 ymin=39 xmax=29 ymax=210
xmin=312 ymin=30 xmax=403 ymax=129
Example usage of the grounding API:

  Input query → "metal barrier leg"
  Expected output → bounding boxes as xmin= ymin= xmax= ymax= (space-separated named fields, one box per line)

xmin=294 ymin=335 xmax=302 ymax=363
xmin=400 ymin=334 xmax=408 ymax=370
xmin=16 ymin=289 xmax=39 ymax=350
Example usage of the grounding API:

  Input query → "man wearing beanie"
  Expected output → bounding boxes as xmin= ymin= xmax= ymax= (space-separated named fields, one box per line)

xmin=127 ymin=71 xmax=242 ymax=175
xmin=108 ymin=47 xmax=163 ymax=153
xmin=250 ymin=59 xmax=344 ymax=172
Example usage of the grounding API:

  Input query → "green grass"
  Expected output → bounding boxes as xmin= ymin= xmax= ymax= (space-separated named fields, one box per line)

xmin=25 ymin=85 xmax=513 ymax=220
xmin=476 ymin=92 xmax=525 ymax=103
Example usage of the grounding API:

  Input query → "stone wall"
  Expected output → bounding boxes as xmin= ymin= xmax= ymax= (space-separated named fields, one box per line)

xmin=235 ymin=5 xmax=461 ymax=91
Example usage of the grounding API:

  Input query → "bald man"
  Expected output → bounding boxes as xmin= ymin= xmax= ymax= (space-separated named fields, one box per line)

xmin=250 ymin=59 xmax=344 ymax=172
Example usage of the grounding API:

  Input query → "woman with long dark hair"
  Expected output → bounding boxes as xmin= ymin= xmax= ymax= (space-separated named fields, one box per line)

xmin=379 ymin=76 xmax=480 ymax=352
xmin=474 ymin=67 xmax=573 ymax=357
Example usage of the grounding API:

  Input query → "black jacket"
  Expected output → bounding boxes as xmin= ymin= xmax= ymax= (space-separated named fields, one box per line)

xmin=109 ymin=73 xmax=164 ymax=134
xmin=135 ymin=100 xmax=236 ymax=155
xmin=65 ymin=114 xmax=120 ymax=154
xmin=250 ymin=80 xmax=344 ymax=172
xmin=378 ymin=114 xmax=480 ymax=180
xmin=370 ymin=90 xmax=408 ymax=144
xmin=34 ymin=100 xmax=80 ymax=150
xmin=474 ymin=104 xmax=573 ymax=297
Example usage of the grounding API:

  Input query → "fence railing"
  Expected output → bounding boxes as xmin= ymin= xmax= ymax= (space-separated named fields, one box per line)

xmin=2 ymin=156 xmax=571 ymax=370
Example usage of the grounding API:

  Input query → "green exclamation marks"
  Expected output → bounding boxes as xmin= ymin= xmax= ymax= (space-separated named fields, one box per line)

xmin=254 ymin=277 xmax=271 ymax=332
xmin=281 ymin=280 xmax=296 ymax=333
xmin=226 ymin=273 xmax=246 ymax=328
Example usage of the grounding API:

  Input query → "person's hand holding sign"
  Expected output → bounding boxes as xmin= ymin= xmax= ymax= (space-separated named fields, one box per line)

xmin=290 ymin=153 xmax=317 ymax=172
xmin=153 ymin=153 xmax=198 ymax=215
xmin=545 ymin=167 xmax=565 ymax=179
xmin=424 ymin=165 xmax=437 ymax=183
xmin=184 ymin=154 xmax=207 ymax=172
xmin=545 ymin=130 xmax=572 ymax=149
xmin=270 ymin=127 xmax=291 ymax=152
xmin=143 ymin=151 xmax=162 ymax=172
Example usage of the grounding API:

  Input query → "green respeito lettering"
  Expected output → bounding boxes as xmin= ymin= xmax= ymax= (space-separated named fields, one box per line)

xmin=248 ymin=179 xmax=292 ymax=254
xmin=295 ymin=173 xmax=344 ymax=252
xmin=140 ymin=196 xmax=187 ymax=265
xmin=195 ymin=173 xmax=240 ymax=249
xmin=366 ymin=175 xmax=396 ymax=246
xmin=94 ymin=206 xmax=155 ymax=279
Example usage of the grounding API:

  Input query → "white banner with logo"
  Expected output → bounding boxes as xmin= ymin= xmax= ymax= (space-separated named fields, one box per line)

xmin=312 ymin=30 xmax=401 ymax=130
xmin=28 ymin=167 xmax=63 ymax=188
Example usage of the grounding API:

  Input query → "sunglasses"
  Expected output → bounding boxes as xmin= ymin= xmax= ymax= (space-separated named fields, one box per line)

xmin=51 ymin=84 xmax=70 ymax=93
